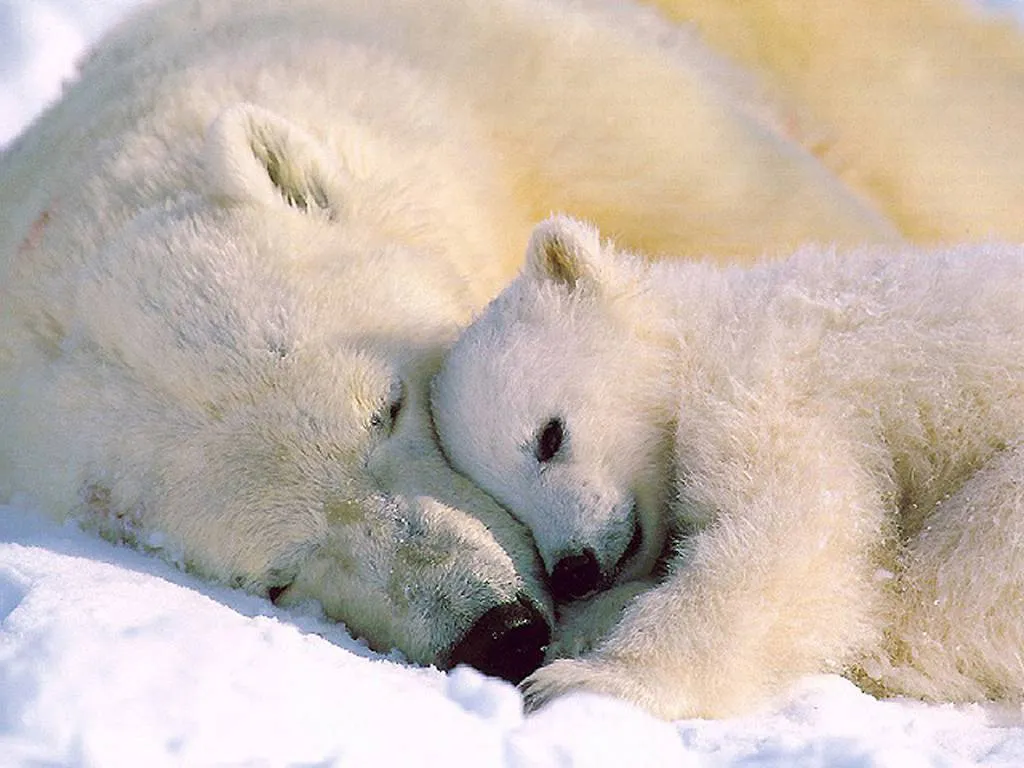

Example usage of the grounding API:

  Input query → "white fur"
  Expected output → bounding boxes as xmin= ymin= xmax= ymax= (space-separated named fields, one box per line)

xmin=641 ymin=0 xmax=1024 ymax=242
xmin=0 ymin=0 xmax=901 ymax=675
xmin=432 ymin=214 xmax=1024 ymax=718
xmin=2 ymin=0 xmax=1021 ymax=680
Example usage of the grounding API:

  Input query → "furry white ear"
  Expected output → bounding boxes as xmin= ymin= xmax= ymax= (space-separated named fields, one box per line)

xmin=524 ymin=215 xmax=607 ymax=290
xmin=203 ymin=103 xmax=342 ymax=219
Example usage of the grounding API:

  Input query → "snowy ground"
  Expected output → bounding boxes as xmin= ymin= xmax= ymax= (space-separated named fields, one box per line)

xmin=4 ymin=1 xmax=1024 ymax=766
xmin=4 ymin=506 xmax=1024 ymax=767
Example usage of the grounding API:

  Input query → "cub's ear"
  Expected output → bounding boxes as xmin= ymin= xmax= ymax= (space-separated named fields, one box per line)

xmin=203 ymin=103 xmax=342 ymax=219
xmin=524 ymin=215 xmax=608 ymax=291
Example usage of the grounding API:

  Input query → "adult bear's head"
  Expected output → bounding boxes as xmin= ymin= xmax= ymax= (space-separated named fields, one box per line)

xmin=1 ymin=102 xmax=551 ymax=682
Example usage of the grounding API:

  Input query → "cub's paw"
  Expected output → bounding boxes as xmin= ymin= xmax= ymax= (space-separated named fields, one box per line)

xmin=521 ymin=656 xmax=651 ymax=714
xmin=547 ymin=580 xmax=654 ymax=660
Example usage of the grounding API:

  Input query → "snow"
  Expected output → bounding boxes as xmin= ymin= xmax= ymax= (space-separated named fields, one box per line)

xmin=4 ymin=508 xmax=1024 ymax=768
xmin=3 ymin=509 xmax=1024 ymax=767
xmin=3 ymin=1 xmax=1024 ymax=766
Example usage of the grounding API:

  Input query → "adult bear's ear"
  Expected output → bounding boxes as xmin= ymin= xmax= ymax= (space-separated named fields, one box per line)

xmin=524 ymin=215 xmax=609 ymax=291
xmin=203 ymin=103 xmax=343 ymax=219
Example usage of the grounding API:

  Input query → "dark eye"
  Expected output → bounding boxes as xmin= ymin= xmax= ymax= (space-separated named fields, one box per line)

xmin=370 ymin=381 xmax=404 ymax=434
xmin=535 ymin=418 xmax=564 ymax=463
xmin=389 ymin=395 xmax=403 ymax=424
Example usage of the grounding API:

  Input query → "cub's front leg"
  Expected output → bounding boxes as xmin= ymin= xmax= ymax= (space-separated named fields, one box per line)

xmin=524 ymin=417 xmax=890 ymax=720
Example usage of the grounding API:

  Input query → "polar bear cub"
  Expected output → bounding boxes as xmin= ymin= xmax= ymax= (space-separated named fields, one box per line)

xmin=431 ymin=215 xmax=1024 ymax=719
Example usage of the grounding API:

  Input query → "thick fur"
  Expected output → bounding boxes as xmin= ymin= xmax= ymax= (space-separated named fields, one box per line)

xmin=4 ymin=0 xmax=1024 ymax=680
xmin=432 ymin=215 xmax=1024 ymax=718
xmin=0 ymin=0 xmax=903 ymax=675
xmin=641 ymin=0 xmax=1024 ymax=241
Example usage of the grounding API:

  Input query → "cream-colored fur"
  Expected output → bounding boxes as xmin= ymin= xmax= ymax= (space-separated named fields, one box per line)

xmin=0 ymin=0 xmax=901 ymax=679
xmin=431 ymin=215 xmax=1024 ymax=719
xmin=640 ymin=0 xmax=1024 ymax=241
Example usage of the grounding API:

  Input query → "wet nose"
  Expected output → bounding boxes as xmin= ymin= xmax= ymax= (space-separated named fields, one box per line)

xmin=448 ymin=595 xmax=550 ymax=684
xmin=550 ymin=549 xmax=600 ymax=602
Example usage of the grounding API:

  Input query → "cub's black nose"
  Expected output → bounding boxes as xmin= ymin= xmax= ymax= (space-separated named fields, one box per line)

xmin=448 ymin=595 xmax=550 ymax=684
xmin=550 ymin=549 xmax=601 ymax=602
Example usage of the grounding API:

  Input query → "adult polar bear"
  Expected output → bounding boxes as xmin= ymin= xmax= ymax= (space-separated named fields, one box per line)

xmin=0 ymin=0 xmax=889 ymax=682
xmin=640 ymin=0 xmax=1024 ymax=242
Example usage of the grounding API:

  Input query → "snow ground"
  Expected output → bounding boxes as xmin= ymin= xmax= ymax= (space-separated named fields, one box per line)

xmin=4 ymin=505 xmax=1024 ymax=767
xmin=3 ymin=1 xmax=1024 ymax=766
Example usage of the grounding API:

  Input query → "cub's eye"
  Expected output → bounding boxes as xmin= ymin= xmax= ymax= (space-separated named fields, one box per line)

xmin=535 ymin=417 xmax=564 ymax=463
xmin=370 ymin=380 xmax=405 ymax=434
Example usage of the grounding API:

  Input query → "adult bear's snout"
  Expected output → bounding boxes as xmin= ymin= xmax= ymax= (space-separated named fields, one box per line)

xmin=448 ymin=595 xmax=550 ymax=684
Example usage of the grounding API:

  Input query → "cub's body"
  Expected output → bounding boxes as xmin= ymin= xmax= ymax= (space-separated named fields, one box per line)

xmin=432 ymin=216 xmax=1024 ymax=717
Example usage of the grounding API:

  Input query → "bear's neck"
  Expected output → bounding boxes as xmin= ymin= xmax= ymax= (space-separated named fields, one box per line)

xmin=618 ymin=259 xmax=735 ymax=420
xmin=644 ymin=256 xmax=735 ymax=346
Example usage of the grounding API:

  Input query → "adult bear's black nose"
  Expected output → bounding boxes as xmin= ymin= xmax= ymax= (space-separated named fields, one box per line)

xmin=550 ymin=549 xmax=600 ymax=602
xmin=448 ymin=595 xmax=550 ymax=683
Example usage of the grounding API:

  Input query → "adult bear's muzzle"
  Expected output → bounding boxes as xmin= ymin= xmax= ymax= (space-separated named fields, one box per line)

xmin=448 ymin=594 xmax=550 ymax=684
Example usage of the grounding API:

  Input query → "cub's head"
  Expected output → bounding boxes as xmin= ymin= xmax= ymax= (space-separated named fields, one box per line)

xmin=431 ymin=217 xmax=677 ymax=603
